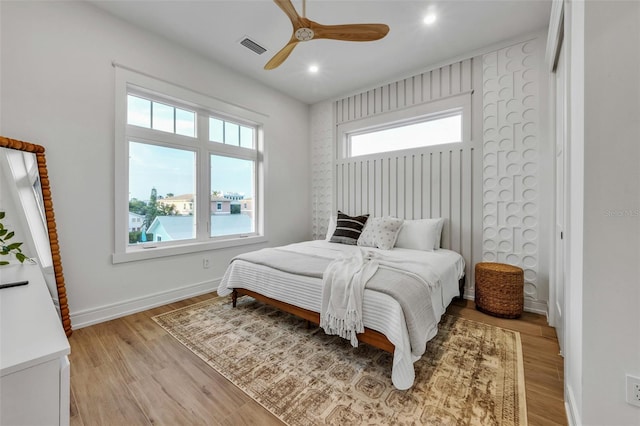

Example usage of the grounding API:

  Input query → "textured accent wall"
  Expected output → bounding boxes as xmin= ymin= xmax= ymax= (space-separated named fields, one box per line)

xmin=311 ymin=38 xmax=547 ymax=312
xmin=334 ymin=147 xmax=480 ymax=269
xmin=312 ymin=59 xmax=476 ymax=241
xmin=335 ymin=59 xmax=473 ymax=124
xmin=310 ymin=101 xmax=334 ymax=240
xmin=482 ymin=39 xmax=541 ymax=304
xmin=311 ymin=59 xmax=482 ymax=295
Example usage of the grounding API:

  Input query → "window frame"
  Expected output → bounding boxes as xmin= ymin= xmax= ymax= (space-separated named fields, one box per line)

xmin=337 ymin=92 xmax=472 ymax=159
xmin=113 ymin=67 xmax=266 ymax=264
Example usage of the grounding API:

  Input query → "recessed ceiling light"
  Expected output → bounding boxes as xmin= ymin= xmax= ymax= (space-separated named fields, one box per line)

xmin=308 ymin=65 xmax=319 ymax=73
xmin=423 ymin=13 xmax=437 ymax=25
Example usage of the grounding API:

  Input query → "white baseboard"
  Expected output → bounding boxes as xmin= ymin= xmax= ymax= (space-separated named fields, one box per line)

xmin=70 ymin=278 xmax=220 ymax=329
xmin=462 ymin=293 xmax=549 ymax=318
xmin=565 ymin=384 xmax=581 ymax=426
xmin=524 ymin=299 xmax=548 ymax=317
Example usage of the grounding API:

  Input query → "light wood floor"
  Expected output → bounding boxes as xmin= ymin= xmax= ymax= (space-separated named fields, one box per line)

xmin=68 ymin=294 xmax=567 ymax=426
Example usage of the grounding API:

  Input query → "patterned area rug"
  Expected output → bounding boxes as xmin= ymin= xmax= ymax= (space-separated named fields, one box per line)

xmin=153 ymin=296 xmax=527 ymax=425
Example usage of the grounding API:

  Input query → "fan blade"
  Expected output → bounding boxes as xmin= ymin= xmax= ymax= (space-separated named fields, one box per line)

xmin=310 ymin=23 xmax=390 ymax=42
xmin=264 ymin=40 xmax=299 ymax=70
xmin=273 ymin=0 xmax=302 ymax=27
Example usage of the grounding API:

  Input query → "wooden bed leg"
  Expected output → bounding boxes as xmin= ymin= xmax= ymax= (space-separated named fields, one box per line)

xmin=306 ymin=320 xmax=311 ymax=329
xmin=459 ymin=276 xmax=466 ymax=299
xmin=232 ymin=289 xmax=238 ymax=308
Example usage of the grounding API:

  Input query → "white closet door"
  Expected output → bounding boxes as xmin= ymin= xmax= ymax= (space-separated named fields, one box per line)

xmin=553 ymin=41 xmax=567 ymax=355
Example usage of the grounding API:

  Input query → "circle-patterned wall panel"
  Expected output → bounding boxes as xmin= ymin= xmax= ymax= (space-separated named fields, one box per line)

xmin=311 ymin=102 xmax=335 ymax=240
xmin=482 ymin=40 xmax=540 ymax=302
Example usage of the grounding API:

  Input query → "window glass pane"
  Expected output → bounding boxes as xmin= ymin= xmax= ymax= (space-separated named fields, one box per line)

xmin=128 ymin=141 xmax=196 ymax=244
xmin=175 ymin=108 xmax=195 ymax=137
xmin=152 ymin=102 xmax=174 ymax=133
xmin=350 ymin=114 xmax=462 ymax=157
xmin=224 ymin=122 xmax=240 ymax=146
xmin=209 ymin=117 xmax=224 ymax=143
xmin=127 ymin=95 xmax=151 ymax=128
xmin=210 ymin=155 xmax=254 ymax=237
xmin=239 ymin=125 xmax=254 ymax=149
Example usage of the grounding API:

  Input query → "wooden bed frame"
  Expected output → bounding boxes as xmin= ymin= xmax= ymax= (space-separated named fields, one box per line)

xmin=231 ymin=276 xmax=465 ymax=354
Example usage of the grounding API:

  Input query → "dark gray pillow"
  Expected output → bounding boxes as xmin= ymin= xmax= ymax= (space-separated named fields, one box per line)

xmin=329 ymin=211 xmax=369 ymax=245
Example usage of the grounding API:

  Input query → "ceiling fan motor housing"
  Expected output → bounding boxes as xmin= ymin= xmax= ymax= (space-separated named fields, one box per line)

xmin=295 ymin=28 xmax=314 ymax=41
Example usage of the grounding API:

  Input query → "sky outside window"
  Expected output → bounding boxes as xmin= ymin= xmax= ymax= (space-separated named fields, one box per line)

xmin=128 ymin=94 xmax=195 ymax=137
xmin=350 ymin=114 xmax=462 ymax=157
xmin=210 ymin=155 xmax=254 ymax=198
xmin=209 ymin=117 xmax=254 ymax=149
xmin=128 ymin=141 xmax=195 ymax=200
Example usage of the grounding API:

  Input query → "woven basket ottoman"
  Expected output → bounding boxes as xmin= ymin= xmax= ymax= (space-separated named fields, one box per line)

xmin=475 ymin=262 xmax=524 ymax=318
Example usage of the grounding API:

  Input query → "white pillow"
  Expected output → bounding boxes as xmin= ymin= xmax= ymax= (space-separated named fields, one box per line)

xmin=324 ymin=215 xmax=336 ymax=241
xmin=357 ymin=216 xmax=404 ymax=250
xmin=394 ymin=218 xmax=445 ymax=251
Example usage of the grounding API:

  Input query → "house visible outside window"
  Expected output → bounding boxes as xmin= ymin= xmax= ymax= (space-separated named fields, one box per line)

xmin=114 ymin=67 xmax=265 ymax=263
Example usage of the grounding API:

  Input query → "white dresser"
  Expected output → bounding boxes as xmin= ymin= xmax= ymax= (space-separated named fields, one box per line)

xmin=0 ymin=262 xmax=71 ymax=426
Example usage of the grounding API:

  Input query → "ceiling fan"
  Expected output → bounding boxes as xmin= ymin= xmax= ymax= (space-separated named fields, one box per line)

xmin=265 ymin=0 xmax=390 ymax=70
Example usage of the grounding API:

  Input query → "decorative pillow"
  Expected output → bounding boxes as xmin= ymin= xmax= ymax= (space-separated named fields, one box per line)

xmin=357 ymin=216 xmax=404 ymax=250
xmin=324 ymin=215 xmax=337 ymax=241
xmin=329 ymin=211 xmax=369 ymax=245
xmin=394 ymin=218 xmax=445 ymax=251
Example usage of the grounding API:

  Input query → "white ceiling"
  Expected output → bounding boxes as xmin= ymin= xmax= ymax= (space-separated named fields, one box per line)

xmin=89 ymin=0 xmax=551 ymax=104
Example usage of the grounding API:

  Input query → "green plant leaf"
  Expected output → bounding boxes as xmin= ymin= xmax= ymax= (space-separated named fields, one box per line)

xmin=6 ymin=242 xmax=22 ymax=251
xmin=0 ymin=213 xmax=28 ymax=263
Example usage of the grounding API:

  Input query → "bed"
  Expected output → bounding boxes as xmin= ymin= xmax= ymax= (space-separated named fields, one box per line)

xmin=217 ymin=238 xmax=465 ymax=390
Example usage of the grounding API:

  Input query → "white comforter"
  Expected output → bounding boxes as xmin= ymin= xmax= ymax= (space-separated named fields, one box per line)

xmin=217 ymin=240 xmax=465 ymax=390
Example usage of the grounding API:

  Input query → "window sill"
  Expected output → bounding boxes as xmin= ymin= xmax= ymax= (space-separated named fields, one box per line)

xmin=112 ymin=235 xmax=267 ymax=264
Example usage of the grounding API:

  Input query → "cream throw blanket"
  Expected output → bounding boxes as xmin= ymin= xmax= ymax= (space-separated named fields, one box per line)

xmin=320 ymin=249 xmax=379 ymax=347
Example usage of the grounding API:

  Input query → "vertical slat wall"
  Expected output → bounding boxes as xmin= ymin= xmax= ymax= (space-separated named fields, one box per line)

xmin=334 ymin=145 xmax=479 ymax=270
xmin=327 ymin=58 xmax=481 ymax=297
xmin=335 ymin=59 xmax=474 ymax=124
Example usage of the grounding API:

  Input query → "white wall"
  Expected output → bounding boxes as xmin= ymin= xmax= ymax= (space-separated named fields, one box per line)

xmin=0 ymin=1 xmax=311 ymax=327
xmin=574 ymin=1 xmax=640 ymax=424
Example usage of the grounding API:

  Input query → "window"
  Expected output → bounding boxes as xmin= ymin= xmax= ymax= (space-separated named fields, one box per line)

xmin=127 ymin=95 xmax=196 ymax=137
xmin=210 ymin=155 xmax=254 ymax=237
xmin=348 ymin=112 xmax=462 ymax=157
xmin=338 ymin=93 xmax=471 ymax=159
xmin=114 ymin=67 xmax=265 ymax=263
xmin=128 ymin=141 xmax=196 ymax=243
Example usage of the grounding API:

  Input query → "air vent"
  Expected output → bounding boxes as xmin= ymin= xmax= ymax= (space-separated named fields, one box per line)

xmin=240 ymin=37 xmax=267 ymax=55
